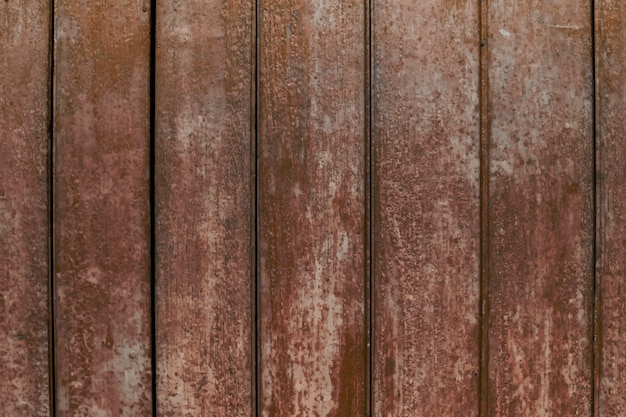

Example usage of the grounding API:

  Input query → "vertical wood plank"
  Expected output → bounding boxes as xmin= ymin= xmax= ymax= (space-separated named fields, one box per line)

xmin=596 ymin=0 xmax=626 ymax=414
xmin=372 ymin=0 xmax=481 ymax=415
xmin=0 ymin=1 xmax=51 ymax=415
xmin=258 ymin=1 xmax=367 ymax=416
xmin=154 ymin=0 xmax=254 ymax=415
xmin=487 ymin=1 xmax=594 ymax=414
xmin=53 ymin=1 xmax=152 ymax=415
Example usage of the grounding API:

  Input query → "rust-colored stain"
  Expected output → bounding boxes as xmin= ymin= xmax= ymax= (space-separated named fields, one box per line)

xmin=487 ymin=0 xmax=594 ymax=415
xmin=373 ymin=0 xmax=481 ymax=416
xmin=53 ymin=0 xmax=152 ymax=415
xmin=0 ymin=0 xmax=51 ymax=415
xmin=6 ymin=0 xmax=626 ymax=415
xmin=258 ymin=0 xmax=367 ymax=416
xmin=596 ymin=0 xmax=626 ymax=415
xmin=154 ymin=0 xmax=254 ymax=415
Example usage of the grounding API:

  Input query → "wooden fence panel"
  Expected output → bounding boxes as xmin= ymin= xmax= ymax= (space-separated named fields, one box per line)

xmin=154 ymin=0 xmax=254 ymax=415
xmin=6 ymin=2 xmax=626 ymax=415
xmin=53 ymin=1 xmax=152 ymax=415
xmin=372 ymin=0 xmax=481 ymax=416
xmin=596 ymin=1 xmax=626 ymax=415
xmin=258 ymin=1 xmax=367 ymax=416
xmin=486 ymin=0 xmax=594 ymax=415
xmin=0 ymin=1 xmax=51 ymax=415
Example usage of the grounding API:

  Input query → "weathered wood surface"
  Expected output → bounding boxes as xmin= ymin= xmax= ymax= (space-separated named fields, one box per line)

xmin=0 ymin=1 xmax=51 ymax=415
xmin=5 ymin=2 xmax=626 ymax=415
xmin=53 ymin=1 xmax=152 ymax=415
xmin=258 ymin=1 xmax=367 ymax=415
xmin=486 ymin=0 xmax=594 ymax=415
xmin=372 ymin=0 xmax=481 ymax=416
xmin=596 ymin=0 xmax=626 ymax=415
xmin=154 ymin=0 xmax=254 ymax=415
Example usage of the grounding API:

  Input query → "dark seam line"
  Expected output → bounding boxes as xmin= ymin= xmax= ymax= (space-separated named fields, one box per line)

xmin=48 ymin=0 xmax=57 ymax=414
xmin=591 ymin=0 xmax=600 ymax=415
xmin=478 ymin=0 xmax=490 ymax=414
xmin=366 ymin=0 xmax=373 ymax=415
xmin=254 ymin=0 xmax=260 ymax=415
xmin=149 ymin=0 xmax=157 ymax=415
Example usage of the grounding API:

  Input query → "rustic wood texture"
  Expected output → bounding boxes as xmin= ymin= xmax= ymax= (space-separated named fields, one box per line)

xmin=258 ymin=1 xmax=367 ymax=416
xmin=154 ymin=0 xmax=254 ymax=415
xmin=596 ymin=0 xmax=626 ymax=414
xmin=53 ymin=1 xmax=152 ymax=415
xmin=0 ymin=1 xmax=51 ymax=415
xmin=372 ymin=1 xmax=481 ymax=416
xmin=487 ymin=1 xmax=594 ymax=415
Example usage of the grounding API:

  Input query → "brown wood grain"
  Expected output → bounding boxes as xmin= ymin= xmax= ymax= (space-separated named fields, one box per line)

xmin=486 ymin=1 xmax=594 ymax=415
xmin=52 ymin=0 xmax=152 ymax=415
xmin=154 ymin=0 xmax=254 ymax=415
xmin=258 ymin=1 xmax=367 ymax=416
xmin=372 ymin=0 xmax=481 ymax=416
xmin=596 ymin=0 xmax=626 ymax=414
xmin=0 ymin=1 xmax=51 ymax=415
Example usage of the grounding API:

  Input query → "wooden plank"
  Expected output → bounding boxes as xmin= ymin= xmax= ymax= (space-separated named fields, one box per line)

xmin=0 ymin=1 xmax=51 ymax=415
xmin=372 ymin=0 xmax=481 ymax=416
xmin=258 ymin=1 xmax=367 ymax=415
xmin=486 ymin=1 xmax=594 ymax=414
xmin=52 ymin=1 xmax=152 ymax=415
xmin=154 ymin=0 xmax=254 ymax=415
xmin=596 ymin=0 xmax=626 ymax=414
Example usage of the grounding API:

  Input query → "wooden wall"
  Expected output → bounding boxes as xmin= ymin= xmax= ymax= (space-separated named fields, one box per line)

xmin=2 ymin=0 xmax=626 ymax=415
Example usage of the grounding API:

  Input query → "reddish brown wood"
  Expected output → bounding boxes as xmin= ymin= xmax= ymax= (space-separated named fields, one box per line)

xmin=372 ymin=1 xmax=481 ymax=416
xmin=154 ymin=0 xmax=254 ymax=415
xmin=0 ymin=1 xmax=51 ymax=415
xmin=487 ymin=1 xmax=594 ymax=415
xmin=596 ymin=1 xmax=626 ymax=414
xmin=53 ymin=1 xmax=152 ymax=415
xmin=258 ymin=1 xmax=367 ymax=415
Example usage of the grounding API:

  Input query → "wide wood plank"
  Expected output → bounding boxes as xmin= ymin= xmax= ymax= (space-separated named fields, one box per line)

xmin=486 ymin=1 xmax=594 ymax=414
xmin=154 ymin=0 xmax=254 ymax=415
xmin=258 ymin=1 xmax=367 ymax=415
xmin=372 ymin=0 xmax=481 ymax=416
xmin=596 ymin=0 xmax=626 ymax=414
xmin=0 ymin=1 xmax=51 ymax=415
xmin=53 ymin=1 xmax=152 ymax=415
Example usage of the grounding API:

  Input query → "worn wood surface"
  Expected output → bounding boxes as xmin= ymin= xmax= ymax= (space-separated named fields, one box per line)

xmin=154 ymin=0 xmax=254 ymax=415
xmin=372 ymin=0 xmax=481 ymax=416
xmin=6 ymin=3 xmax=626 ymax=415
xmin=596 ymin=0 xmax=626 ymax=415
xmin=53 ymin=1 xmax=152 ymax=415
xmin=258 ymin=1 xmax=367 ymax=415
xmin=0 ymin=1 xmax=51 ymax=415
xmin=486 ymin=1 xmax=594 ymax=415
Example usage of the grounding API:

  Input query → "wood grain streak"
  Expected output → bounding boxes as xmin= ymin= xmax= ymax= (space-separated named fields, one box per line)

xmin=155 ymin=0 xmax=254 ymax=415
xmin=487 ymin=1 xmax=594 ymax=415
xmin=596 ymin=0 xmax=626 ymax=414
xmin=258 ymin=1 xmax=367 ymax=415
xmin=53 ymin=0 xmax=152 ymax=415
xmin=373 ymin=0 xmax=481 ymax=415
xmin=0 ymin=1 xmax=51 ymax=415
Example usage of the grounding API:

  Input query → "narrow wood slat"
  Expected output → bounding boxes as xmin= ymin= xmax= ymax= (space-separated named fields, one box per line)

xmin=487 ymin=1 xmax=594 ymax=414
xmin=154 ymin=0 xmax=254 ymax=415
xmin=53 ymin=1 xmax=152 ymax=415
xmin=372 ymin=0 xmax=481 ymax=415
xmin=258 ymin=1 xmax=367 ymax=415
xmin=0 ymin=1 xmax=51 ymax=415
xmin=596 ymin=0 xmax=626 ymax=414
